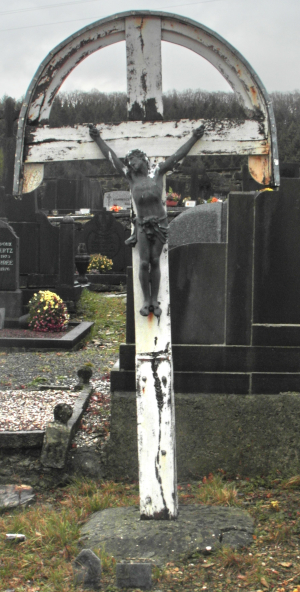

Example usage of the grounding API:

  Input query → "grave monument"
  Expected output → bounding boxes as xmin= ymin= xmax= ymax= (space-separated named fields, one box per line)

xmin=12 ymin=11 xmax=278 ymax=520
xmin=0 ymin=214 xmax=22 ymax=322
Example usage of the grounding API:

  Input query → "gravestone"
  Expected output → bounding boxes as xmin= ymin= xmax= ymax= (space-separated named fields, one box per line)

xmin=109 ymin=182 xmax=300 ymax=480
xmin=3 ymin=190 xmax=81 ymax=307
xmin=168 ymin=202 xmax=228 ymax=248
xmin=80 ymin=210 xmax=129 ymax=272
xmin=0 ymin=220 xmax=22 ymax=320
xmin=41 ymin=178 xmax=103 ymax=214
xmin=103 ymin=191 xmax=131 ymax=211
xmin=167 ymin=203 xmax=228 ymax=343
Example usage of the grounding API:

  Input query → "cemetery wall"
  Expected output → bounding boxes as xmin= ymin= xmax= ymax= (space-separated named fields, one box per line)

xmin=104 ymin=391 xmax=300 ymax=481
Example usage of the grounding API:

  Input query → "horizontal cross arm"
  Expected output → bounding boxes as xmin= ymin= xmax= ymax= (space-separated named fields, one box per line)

xmin=24 ymin=118 xmax=269 ymax=164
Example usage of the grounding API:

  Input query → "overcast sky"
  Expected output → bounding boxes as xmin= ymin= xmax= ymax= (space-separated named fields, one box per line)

xmin=0 ymin=0 xmax=299 ymax=101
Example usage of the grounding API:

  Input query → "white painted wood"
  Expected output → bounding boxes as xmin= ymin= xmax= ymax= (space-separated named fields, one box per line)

xmin=25 ymin=119 xmax=268 ymax=164
xmin=14 ymin=11 xmax=279 ymax=196
xmin=132 ymin=166 xmax=177 ymax=519
xmin=161 ymin=18 xmax=267 ymax=116
xmin=28 ymin=20 xmax=126 ymax=123
xmin=22 ymin=164 xmax=44 ymax=193
xmin=126 ymin=16 xmax=163 ymax=119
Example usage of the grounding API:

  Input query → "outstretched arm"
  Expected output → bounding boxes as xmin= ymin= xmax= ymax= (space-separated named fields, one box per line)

xmin=89 ymin=124 xmax=127 ymax=177
xmin=158 ymin=124 xmax=205 ymax=175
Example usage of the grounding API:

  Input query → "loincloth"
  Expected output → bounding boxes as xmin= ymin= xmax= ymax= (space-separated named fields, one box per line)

xmin=125 ymin=215 xmax=168 ymax=247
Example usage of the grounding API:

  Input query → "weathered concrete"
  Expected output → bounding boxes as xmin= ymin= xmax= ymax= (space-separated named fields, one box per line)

xmin=116 ymin=562 xmax=152 ymax=589
xmin=73 ymin=548 xmax=101 ymax=590
xmin=41 ymin=385 xmax=93 ymax=469
xmin=79 ymin=505 xmax=254 ymax=566
xmin=104 ymin=391 xmax=300 ymax=481
xmin=0 ymin=484 xmax=35 ymax=510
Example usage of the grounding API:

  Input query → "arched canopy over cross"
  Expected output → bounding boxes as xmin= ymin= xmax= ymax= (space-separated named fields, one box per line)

xmin=13 ymin=10 xmax=279 ymax=195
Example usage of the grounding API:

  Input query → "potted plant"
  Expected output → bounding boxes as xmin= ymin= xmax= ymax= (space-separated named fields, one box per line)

xmin=28 ymin=290 xmax=69 ymax=332
xmin=87 ymin=254 xmax=113 ymax=274
xmin=166 ymin=187 xmax=181 ymax=207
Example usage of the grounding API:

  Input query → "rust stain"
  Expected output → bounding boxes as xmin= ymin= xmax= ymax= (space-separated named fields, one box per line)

xmin=248 ymin=154 xmax=271 ymax=185
xmin=148 ymin=312 xmax=154 ymax=325
xmin=250 ymin=86 xmax=258 ymax=106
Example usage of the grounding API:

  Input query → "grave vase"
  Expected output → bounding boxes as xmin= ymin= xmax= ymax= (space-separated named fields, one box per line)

xmin=75 ymin=244 xmax=90 ymax=284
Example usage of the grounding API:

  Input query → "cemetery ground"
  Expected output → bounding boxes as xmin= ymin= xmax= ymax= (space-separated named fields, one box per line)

xmin=1 ymin=292 xmax=300 ymax=591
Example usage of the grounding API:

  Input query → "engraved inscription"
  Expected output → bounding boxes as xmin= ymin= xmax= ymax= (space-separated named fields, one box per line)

xmin=0 ymin=242 xmax=14 ymax=272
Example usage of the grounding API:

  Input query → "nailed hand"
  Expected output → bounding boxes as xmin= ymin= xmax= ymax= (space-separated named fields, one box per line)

xmin=89 ymin=124 xmax=100 ymax=139
xmin=193 ymin=124 xmax=205 ymax=139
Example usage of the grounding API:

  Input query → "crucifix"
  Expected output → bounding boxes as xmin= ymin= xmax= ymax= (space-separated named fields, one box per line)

xmin=14 ymin=11 xmax=279 ymax=520
xmin=89 ymin=119 xmax=204 ymax=520
xmin=87 ymin=19 xmax=206 ymax=519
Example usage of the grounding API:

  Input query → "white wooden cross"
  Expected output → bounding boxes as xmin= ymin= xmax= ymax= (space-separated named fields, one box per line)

xmin=15 ymin=11 xmax=279 ymax=519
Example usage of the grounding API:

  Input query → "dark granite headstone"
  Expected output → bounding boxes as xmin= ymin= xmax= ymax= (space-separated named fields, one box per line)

xmin=43 ymin=179 xmax=57 ymax=212
xmin=254 ymin=180 xmax=300 ymax=325
xmin=168 ymin=202 xmax=227 ymax=248
xmin=57 ymin=178 xmax=77 ymax=213
xmin=81 ymin=210 xmax=126 ymax=271
xmin=89 ymin=178 xmax=103 ymax=212
xmin=169 ymin=243 xmax=226 ymax=344
xmin=0 ymin=220 xmax=19 ymax=291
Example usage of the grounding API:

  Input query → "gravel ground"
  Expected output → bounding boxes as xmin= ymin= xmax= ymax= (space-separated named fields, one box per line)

xmin=0 ymin=341 xmax=116 ymax=450
xmin=0 ymin=343 xmax=117 ymax=390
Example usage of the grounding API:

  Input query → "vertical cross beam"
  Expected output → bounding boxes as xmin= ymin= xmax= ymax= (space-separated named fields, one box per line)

xmin=126 ymin=16 xmax=163 ymax=121
xmin=125 ymin=16 xmax=178 ymax=519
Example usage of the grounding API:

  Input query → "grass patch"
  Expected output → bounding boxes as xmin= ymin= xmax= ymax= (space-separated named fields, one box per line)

xmin=75 ymin=290 xmax=126 ymax=355
xmin=2 ymin=476 xmax=300 ymax=590
xmin=0 ymin=479 xmax=138 ymax=591
xmin=178 ymin=474 xmax=238 ymax=506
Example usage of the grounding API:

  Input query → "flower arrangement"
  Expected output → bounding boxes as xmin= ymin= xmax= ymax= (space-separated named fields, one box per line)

xmin=87 ymin=253 xmax=113 ymax=274
xmin=207 ymin=197 xmax=221 ymax=203
xmin=110 ymin=205 xmax=122 ymax=212
xmin=28 ymin=290 xmax=69 ymax=332
xmin=166 ymin=187 xmax=181 ymax=203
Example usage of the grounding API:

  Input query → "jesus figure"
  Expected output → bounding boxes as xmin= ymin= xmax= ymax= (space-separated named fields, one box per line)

xmin=89 ymin=124 xmax=205 ymax=317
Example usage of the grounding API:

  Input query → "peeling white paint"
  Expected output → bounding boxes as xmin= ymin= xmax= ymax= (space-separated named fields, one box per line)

xmin=22 ymin=163 xmax=44 ymax=193
xmin=133 ymin=205 xmax=178 ymax=518
xmin=14 ymin=11 xmax=279 ymax=196
xmin=25 ymin=119 xmax=268 ymax=165
xmin=126 ymin=16 xmax=163 ymax=119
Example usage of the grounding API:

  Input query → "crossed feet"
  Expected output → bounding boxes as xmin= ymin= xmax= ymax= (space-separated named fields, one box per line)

xmin=140 ymin=301 xmax=162 ymax=317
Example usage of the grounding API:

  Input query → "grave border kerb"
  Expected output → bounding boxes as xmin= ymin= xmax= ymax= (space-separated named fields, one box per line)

xmin=0 ymin=321 xmax=94 ymax=351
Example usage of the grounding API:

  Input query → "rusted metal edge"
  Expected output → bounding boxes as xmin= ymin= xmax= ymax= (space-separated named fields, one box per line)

xmin=13 ymin=10 xmax=279 ymax=195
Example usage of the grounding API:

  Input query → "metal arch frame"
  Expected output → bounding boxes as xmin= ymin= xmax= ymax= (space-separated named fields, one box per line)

xmin=13 ymin=10 xmax=279 ymax=195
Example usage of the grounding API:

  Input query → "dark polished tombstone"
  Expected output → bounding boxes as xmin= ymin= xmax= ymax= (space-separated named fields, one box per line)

xmin=3 ymin=190 xmax=81 ymax=306
xmin=109 ymin=178 xmax=300 ymax=481
xmin=168 ymin=202 xmax=227 ymax=248
xmin=81 ymin=210 xmax=128 ymax=272
xmin=41 ymin=177 xmax=104 ymax=214
xmin=119 ymin=180 xmax=300 ymax=394
xmin=0 ymin=220 xmax=22 ymax=319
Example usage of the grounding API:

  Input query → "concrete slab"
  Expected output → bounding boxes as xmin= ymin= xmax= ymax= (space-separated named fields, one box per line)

xmin=79 ymin=505 xmax=254 ymax=566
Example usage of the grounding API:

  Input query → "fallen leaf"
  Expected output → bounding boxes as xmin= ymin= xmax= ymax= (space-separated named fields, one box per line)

xmin=280 ymin=562 xmax=293 ymax=568
xmin=261 ymin=576 xmax=269 ymax=588
xmin=203 ymin=563 xmax=215 ymax=569
xmin=237 ymin=574 xmax=247 ymax=580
